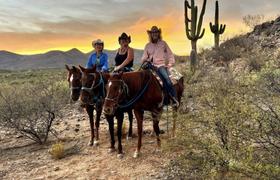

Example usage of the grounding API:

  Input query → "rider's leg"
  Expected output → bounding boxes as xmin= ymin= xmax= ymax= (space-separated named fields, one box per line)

xmin=157 ymin=66 xmax=179 ymax=107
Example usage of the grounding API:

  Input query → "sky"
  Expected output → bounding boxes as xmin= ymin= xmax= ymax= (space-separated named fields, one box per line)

xmin=0 ymin=0 xmax=279 ymax=55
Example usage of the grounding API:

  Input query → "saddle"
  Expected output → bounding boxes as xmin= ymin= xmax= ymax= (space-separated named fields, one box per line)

xmin=141 ymin=62 xmax=183 ymax=106
xmin=151 ymin=67 xmax=183 ymax=87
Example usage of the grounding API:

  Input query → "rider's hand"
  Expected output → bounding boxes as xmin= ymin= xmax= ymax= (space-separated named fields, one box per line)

xmin=114 ymin=66 xmax=121 ymax=71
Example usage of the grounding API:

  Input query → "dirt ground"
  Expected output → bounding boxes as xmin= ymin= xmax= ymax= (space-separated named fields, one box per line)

xmin=0 ymin=105 xmax=175 ymax=180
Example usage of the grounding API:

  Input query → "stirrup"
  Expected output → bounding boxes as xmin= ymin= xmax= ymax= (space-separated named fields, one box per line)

xmin=171 ymin=97 xmax=180 ymax=108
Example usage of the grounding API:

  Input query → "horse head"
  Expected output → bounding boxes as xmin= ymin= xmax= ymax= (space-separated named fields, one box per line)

xmin=66 ymin=64 xmax=82 ymax=101
xmin=103 ymin=72 xmax=128 ymax=115
xmin=79 ymin=64 xmax=102 ymax=105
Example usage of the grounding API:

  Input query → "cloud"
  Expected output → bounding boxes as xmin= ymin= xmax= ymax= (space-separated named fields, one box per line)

xmin=0 ymin=0 xmax=279 ymax=55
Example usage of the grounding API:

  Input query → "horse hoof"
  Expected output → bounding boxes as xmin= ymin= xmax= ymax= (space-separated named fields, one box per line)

xmin=133 ymin=151 xmax=140 ymax=158
xmin=108 ymin=148 xmax=116 ymax=153
xmin=117 ymin=153 xmax=124 ymax=159
xmin=93 ymin=140 xmax=99 ymax=146
xmin=88 ymin=141 xmax=93 ymax=146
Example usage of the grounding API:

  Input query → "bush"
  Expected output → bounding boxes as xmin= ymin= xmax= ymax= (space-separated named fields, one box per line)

xmin=0 ymin=80 xmax=68 ymax=144
xmin=49 ymin=142 xmax=65 ymax=159
xmin=164 ymin=67 xmax=280 ymax=179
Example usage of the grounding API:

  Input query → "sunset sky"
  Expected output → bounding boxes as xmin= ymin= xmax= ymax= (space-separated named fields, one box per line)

xmin=0 ymin=0 xmax=279 ymax=55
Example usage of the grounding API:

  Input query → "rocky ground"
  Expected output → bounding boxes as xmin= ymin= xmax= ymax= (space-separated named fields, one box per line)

xmin=0 ymin=105 xmax=178 ymax=180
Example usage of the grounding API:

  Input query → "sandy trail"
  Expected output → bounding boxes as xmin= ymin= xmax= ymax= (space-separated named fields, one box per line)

xmin=0 ymin=106 xmax=174 ymax=180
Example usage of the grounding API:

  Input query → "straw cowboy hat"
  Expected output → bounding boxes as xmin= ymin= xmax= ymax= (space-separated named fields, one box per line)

xmin=92 ymin=39 xmax=104 ymax=46
xmin=147 ymin=26 xmax=162 ymax=34
xmin=118 ymin=32 xmax=131 ymax=43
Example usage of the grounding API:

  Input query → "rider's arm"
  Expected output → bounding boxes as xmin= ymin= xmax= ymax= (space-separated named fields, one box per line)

xmin=86 ymin=54 xmax=95 ymax=68
xmin=141 ymin=44 xmax=150 ymax=63
xmin=101 ymin=54 xmax=109 ymax=72
xmin=165 ymin=42 xmax=175 ymax=68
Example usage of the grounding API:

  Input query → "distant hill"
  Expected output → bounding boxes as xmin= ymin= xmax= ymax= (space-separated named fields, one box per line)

xmin=0 ymin=48 xmax=144 ymax=70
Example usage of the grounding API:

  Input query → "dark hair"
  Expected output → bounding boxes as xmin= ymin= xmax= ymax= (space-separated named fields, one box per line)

xmin=118 ymin=32 xmax=131 ymax=43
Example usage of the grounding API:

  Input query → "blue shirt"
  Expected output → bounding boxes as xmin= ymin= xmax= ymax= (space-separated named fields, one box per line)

xmin=86 ymin=52 xmax=109 ymax=71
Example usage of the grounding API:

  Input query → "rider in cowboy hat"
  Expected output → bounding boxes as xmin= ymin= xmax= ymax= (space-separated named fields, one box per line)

xmin=86 ymin=39 xmax=109 ymax=72
xmin=141 ymin=26 xmax=179 ymax=107
xmin=114 ymin=32 xmax=134 ymax=72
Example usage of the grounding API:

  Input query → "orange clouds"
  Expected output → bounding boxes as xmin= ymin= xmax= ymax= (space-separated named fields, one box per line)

xmin=0 ymin=10 xmax=248 ymax=56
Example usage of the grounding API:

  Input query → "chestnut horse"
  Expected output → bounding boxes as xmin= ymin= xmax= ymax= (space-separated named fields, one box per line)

xmin=65 ymin=65 xmax=100 ymax=146
xmin=103 ymin=69 xmax=184 ymax=158
xmin=79 ymin=65 xmax=134 ymax=158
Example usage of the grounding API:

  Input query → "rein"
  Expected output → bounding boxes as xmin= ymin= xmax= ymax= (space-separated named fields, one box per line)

xmin=106 ymin=72 xmax=152 ymax=109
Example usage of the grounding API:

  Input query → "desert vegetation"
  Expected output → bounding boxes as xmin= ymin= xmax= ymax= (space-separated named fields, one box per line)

xmin=0 ymin=69 xmax=68 ymax=144
xmin=162 ymin=15 xmax=280 ymax=179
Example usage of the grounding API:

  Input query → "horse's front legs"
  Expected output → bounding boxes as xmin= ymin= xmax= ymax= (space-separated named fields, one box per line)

xmin=94 ymin=103 xmax=102 ymax=146
xmin=86 ymin=105 xmax=94 ymax=146
xmin=116 ymin=112 xmax=124 ymax=158
xmin=106 ymin=115 xmax=115 ymax=153
xmin=133 ymin=109 xmax=144 ymax=158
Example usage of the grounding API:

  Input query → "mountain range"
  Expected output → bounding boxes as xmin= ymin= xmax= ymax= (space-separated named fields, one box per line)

xmin=0 ymin=48 xmax=145 ymax=70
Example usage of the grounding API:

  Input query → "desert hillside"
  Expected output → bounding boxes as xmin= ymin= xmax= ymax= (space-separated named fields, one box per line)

xmin=0 ymin=49 xmax=144 ymax=70
xmin=0 ymin=16 xmax=280 ymax=180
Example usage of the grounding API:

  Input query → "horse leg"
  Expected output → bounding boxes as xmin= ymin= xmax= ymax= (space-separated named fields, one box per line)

xmin=116 ymin=111 xmax=124 ymax=158
xmin=127 ymin=109 xmax=133 ymax=140
xmin=94 ymin=104 xmax=102 ymax=146
xmin=133 ymin=109 xmax=144 ymax=158
xmin=152 ymin=112 xmax=161 ymax=150
xmin=106 ymin=115 xmax=115 ymax=153
xmin=86 ymin=105 xmax=94 ymax=146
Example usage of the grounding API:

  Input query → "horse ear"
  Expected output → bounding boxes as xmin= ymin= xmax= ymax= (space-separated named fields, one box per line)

xmin=72 ymin=66 xmax=77 ymax=71
xmin=65 ymin=64 xmax=71 ymax=71
xmin=79 ymin=65 xmax=86 ymax=72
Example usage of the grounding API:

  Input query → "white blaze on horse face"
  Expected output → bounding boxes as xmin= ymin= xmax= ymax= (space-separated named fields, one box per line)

xmin=70 ymin=75 xmax=74 ymax=82
xmin=108 ymin=81 xmax=112 ymax=88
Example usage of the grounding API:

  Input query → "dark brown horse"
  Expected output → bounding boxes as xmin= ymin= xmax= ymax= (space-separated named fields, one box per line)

xmin=103 ymin=69 xmax=184 ymax=158
xmin=65 ymin=65 xmax=100 ymax=146
xmin=79 ymin=65 xmax=134 ymax=158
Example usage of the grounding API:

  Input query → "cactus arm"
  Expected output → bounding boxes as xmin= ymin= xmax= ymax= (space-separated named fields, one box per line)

xmin=198 ymin=28 xmax=205 ymax=39
xmin=219 ymin=24 xmax=226 ymax=34
xmin=185 ymin=0 xmax=191 ymax=22
xmin=196 ymin=0 xmax=207 ymax=37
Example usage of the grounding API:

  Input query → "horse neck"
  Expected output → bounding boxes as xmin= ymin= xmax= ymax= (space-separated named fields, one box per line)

xmin=122 ymin=71 xmax=152 ymax=98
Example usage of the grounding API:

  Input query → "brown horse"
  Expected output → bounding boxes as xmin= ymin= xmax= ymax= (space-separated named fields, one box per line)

xmin=79 ymin=65 xmax=134 ymax=158
xmin=65 ymin=65 xmax=100 ymax=146
xmin=103 ymin=69 xmax=184 ymax=158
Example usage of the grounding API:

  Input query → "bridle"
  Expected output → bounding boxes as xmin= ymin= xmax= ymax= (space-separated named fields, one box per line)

xmin=105 ymin=79 xmax=129 ymax=107
xmin=69 ymin=72 xmax=82 ymax=91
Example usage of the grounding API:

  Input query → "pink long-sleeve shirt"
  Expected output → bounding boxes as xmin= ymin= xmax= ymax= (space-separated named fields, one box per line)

xmin=141 ymin=40 xmax=175 ymax=68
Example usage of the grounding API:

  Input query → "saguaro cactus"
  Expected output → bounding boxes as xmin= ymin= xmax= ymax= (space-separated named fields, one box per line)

xmin=185 ymin=0 xmax=207 ymax=71
xmin=210 ymin=0 xmax=226 ymax=48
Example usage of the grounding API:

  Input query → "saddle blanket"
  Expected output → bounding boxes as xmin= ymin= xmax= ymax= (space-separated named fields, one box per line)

xmin=152 ymin=67 xmax=183 ymax=86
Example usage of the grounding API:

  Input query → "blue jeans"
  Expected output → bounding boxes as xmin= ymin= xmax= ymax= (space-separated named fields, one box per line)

xmin=157 ymin=66 xmax=177 ymax=99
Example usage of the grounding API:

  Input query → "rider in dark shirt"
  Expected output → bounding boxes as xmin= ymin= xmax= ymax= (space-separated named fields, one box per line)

xmin=114 ymin=33 xmax=134 ymax=72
